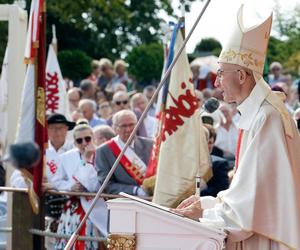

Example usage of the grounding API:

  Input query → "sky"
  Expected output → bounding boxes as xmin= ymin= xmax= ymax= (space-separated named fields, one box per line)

xmin=166 ymin=0 xmax=299 ymax=53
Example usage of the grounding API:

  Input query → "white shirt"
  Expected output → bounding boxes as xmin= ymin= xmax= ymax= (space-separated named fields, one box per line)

xmin=51 ymin=148 xmax=99 ymax=192
xmin=214 ymin=123 xmax=238 ymax=156
xmin=143 ymin=115 xmax=157 ymax=138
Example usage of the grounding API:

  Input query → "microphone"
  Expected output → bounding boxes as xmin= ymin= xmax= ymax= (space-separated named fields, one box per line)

xmin=201 ymin=97 xmax=220 ymax=114
xmin=2 ymin=142 xmax=41 ymax=169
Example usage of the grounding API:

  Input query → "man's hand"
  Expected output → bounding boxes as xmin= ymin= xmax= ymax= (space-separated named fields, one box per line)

xmin=71 ymin=183 xmax=86 ymax=192
xmin=171 ymin=195 xmax=203 ymax=221
xmin=177 ymin=195 xmax=200 ymax=209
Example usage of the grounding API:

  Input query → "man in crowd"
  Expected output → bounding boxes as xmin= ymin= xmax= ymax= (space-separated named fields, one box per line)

xmin=93 ymin=125 xmax=116 ymax=147
xmin=268 ymin=61 xmax=284 ymax=86
xmin=98 ymin=58 xmax=116 ymax=92
xmin=130 ymin=93 xmax=157 ymax=138
xmin=143 ymin=85 xmax=157 ymax=117
xmin=78 ymin=99 xmax=106 ymax=128
xmin=67 ymin=87 xmax=82 ymax=113
xmin=11 ymin=113 xmax=75 ymax=187
xmin=95 ymin=110 xmax=153 ymax=196
xmin=87 ymin=60 xmax=101 ymax=86
xmin=111 ymin=90 xmax=130 ymax=115
xmin=173 ymin=6 xmax=300 ymax=249
xmin=80 ymin=79 xmax=96 ymax=100
xmin=110 ymin=91 xmax=147 ymax=136
xmin=113 ymin=59 xmax=132 ymax=88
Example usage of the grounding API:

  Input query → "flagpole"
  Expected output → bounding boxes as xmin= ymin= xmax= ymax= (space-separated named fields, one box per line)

xmin=52 ymin=24 xmax=58 ymax=54
xmin=34 ymin=0 xmax=47 ymax=199
xmin=32 ymin=0 xmax=47 ymax=248
xmin=64 ymin=1 xmax=211 ymax=248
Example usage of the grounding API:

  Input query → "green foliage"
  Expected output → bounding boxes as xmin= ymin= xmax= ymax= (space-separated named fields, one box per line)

xmin=269 ymin=4 xmax=300 ymax=74
xmin=285 ymin=51 xmax=300 ymax=75
xmin=45 ymin=0 xmax=194 ymax=60
xmin=266 ymin=36 xmax=286 ymax=63
xmin=194 ymin=38 xmax=222 ymax=53
xmin=0 ymin=0 xmax=13 ymax=67
xmin=126 ymin=43 xmax=163 ymax=85
xmin=0 ymin=22 xmax=8 ymax=69
xmin=57 ymin=50 xmax=92 ymax=82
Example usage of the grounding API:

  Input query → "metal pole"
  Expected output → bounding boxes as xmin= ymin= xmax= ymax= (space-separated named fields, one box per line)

xmin=64 ymin=1 xmax=211 ymax=249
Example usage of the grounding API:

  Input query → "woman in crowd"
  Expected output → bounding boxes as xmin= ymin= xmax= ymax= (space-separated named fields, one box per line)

xmin=52 ymin=124 xmax=107 ymax=250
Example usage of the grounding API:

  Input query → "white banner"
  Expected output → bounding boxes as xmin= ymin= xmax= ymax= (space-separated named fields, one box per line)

xmin=16 ymin=64 xmax=35 ymax=143
xmin=0 ymin=47 xmax=8 ymax=148
xmin=153 ymin=32 xmax=211 ymax=207
xmin=46 ymin=44 xmax=68 ymax=116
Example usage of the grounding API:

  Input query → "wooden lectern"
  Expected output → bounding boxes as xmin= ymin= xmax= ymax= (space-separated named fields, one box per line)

xmin=107 ymin=198 xmax=226 ymax=250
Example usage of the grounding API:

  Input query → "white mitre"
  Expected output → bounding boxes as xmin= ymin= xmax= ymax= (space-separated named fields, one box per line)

xmin=218 ymin=5 xmax=272 ymax=75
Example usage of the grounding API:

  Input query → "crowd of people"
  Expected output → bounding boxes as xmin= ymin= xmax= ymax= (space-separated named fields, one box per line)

xmin=8 ymin=54 xmax=300 ymax=249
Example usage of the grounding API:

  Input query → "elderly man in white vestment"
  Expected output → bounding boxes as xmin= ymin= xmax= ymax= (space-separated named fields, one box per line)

xmin=173 ymin=5 xmax=300 ymax=250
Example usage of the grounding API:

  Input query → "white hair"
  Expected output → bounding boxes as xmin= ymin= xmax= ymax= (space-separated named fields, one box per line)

xmin=112 ymin=110 xmax=137 ymax=127
xmin=79 ymin=99 xmax=97 ymax=112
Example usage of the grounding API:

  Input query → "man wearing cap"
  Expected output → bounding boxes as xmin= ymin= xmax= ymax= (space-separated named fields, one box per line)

xmin=11 ymin=113 xmax=75 ymax=187
xmin=45 ymin=113 xmax=75 ymax=184
xmin=173 ymin=5 xmax=300 ymax=250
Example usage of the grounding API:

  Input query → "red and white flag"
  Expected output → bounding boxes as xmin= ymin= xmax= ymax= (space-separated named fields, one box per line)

xmin=17 ymin=0 xmax=47 ymax=207
xmin=46 ymin=44 xmax=68 ymax=115
xmin=24 ymin=0 xmax=43 ymax=60
xmin=151 ymin=32 xmax=212 ymax=207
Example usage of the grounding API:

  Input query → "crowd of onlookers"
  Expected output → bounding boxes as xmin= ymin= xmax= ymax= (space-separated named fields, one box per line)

xmin=7 ymin=57 xmax=300 ymax=249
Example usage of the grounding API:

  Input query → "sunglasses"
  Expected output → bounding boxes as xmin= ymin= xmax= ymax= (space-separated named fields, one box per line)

xmin=75 ymin=136 xmax=92 ymax=144
xmin=115 ymin=100 xmax=128 ymax=105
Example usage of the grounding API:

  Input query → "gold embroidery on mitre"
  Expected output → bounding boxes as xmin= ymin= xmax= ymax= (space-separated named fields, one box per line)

xmin=219 ymin=49 xmax=264 ymax=69
xmin=36 ymin=87 xmax=45 ymax=126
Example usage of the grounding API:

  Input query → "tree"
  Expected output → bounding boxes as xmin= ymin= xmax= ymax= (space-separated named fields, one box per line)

xmin=57 ymin=50 xmax=92 ymax=83
xmin=0 ymin=0 xmax=13 ymax=67
xmin=45 ymin=0 xmax=196 ymax=60
xmin=266 ymin=36 xmax=286 ymax=64
xmin=193 ymin=37 xmax=222 ymax=57
xmin=126 ymin=43 xmax=163 ymax=86
xmin=270 ymin=3 xmax=300 ymax=74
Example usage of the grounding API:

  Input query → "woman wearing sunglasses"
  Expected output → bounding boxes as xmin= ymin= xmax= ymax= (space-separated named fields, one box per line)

xmin=52 ymin=124 xmax=107 ymax=250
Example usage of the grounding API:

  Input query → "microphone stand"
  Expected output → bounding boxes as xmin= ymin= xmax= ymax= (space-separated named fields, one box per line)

xmin=64 ymin=1 xmax=211 ymax=248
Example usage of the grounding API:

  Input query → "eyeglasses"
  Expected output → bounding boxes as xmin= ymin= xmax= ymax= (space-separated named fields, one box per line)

xmin=75 ymin=136 xmax=92 ymax=144
xmin=216 ymin=69 xmax=250 ymax=81
xmin=115 ymin=100 xmax=128 ymax=106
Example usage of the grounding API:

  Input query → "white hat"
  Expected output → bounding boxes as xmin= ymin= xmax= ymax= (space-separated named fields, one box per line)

xmin=218 ymin=5 xmax=273 ymax=75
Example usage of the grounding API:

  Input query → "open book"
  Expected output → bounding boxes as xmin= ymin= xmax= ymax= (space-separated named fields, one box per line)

xmin=119 ymin=192 xmax=185 ymax=217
